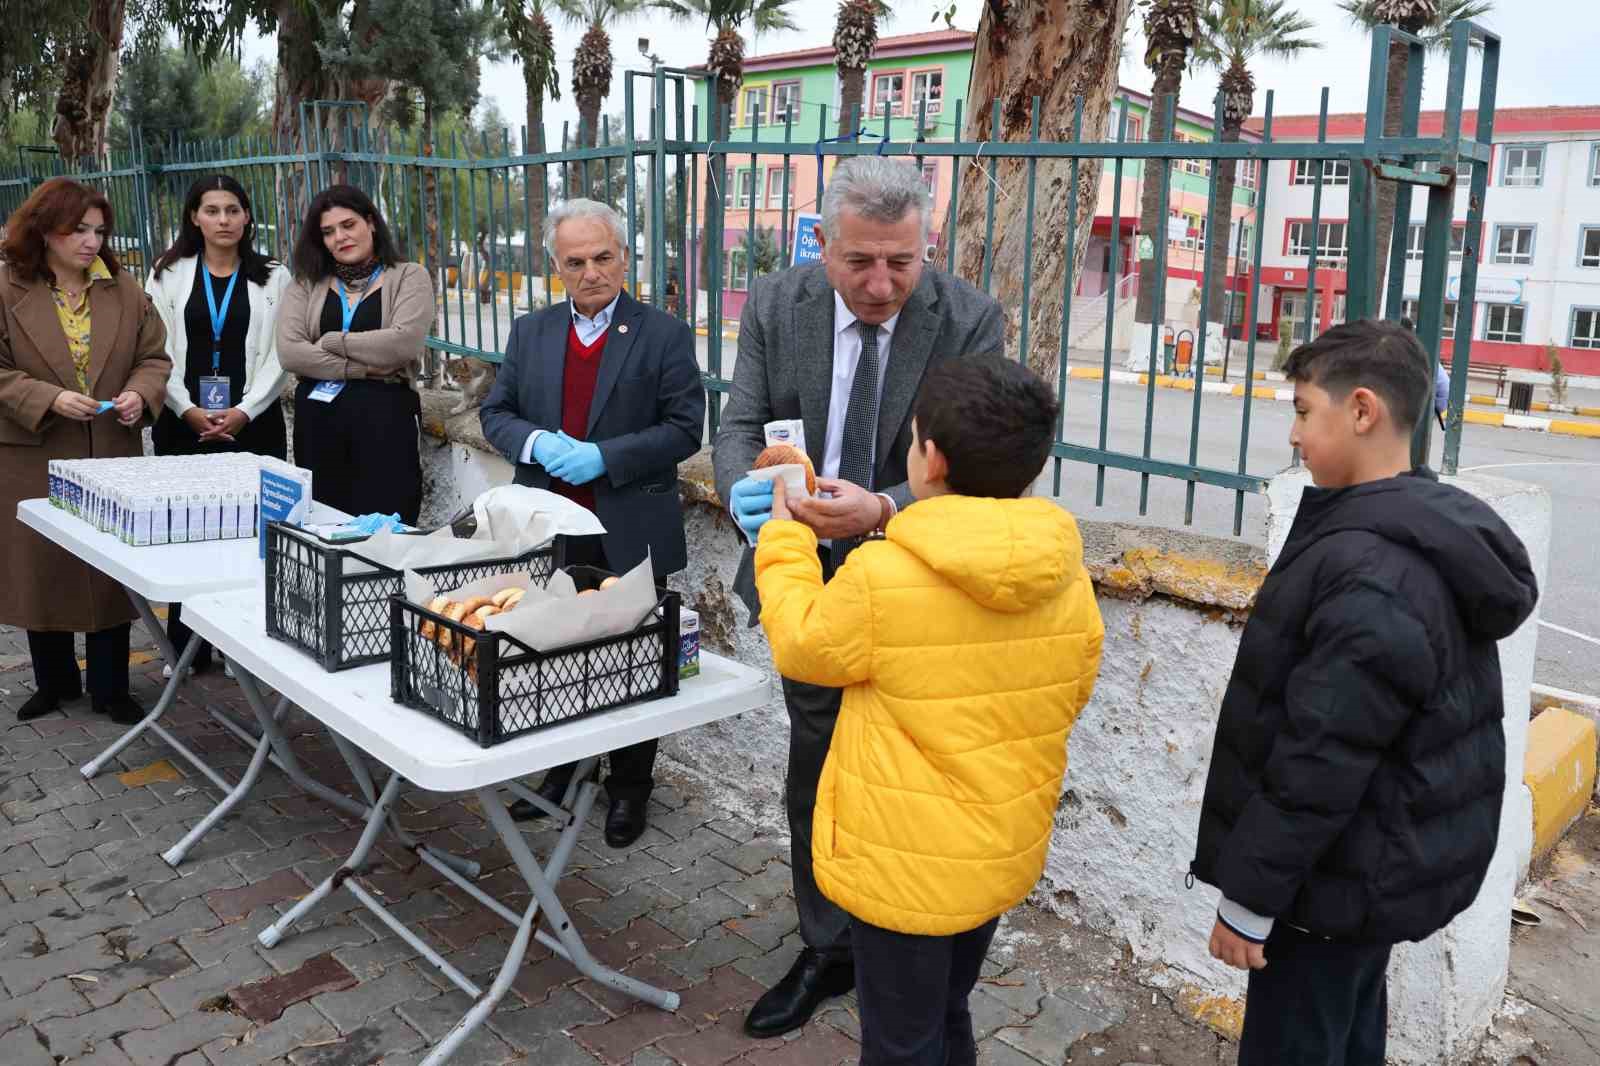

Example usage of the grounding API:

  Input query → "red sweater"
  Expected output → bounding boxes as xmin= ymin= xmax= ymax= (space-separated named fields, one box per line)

xmin=553 ymin=322 xmax=606 ymax=513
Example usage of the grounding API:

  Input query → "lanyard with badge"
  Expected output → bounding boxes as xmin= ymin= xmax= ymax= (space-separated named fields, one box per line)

xmin=308 ymin=267 xmax=383 ymax=403
xmin=198 ymin=269 xmax=240 ymax=411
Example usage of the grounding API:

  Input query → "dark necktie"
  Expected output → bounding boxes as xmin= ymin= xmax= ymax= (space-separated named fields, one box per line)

xmin=831 ymin=320 xmax=881 ymax=569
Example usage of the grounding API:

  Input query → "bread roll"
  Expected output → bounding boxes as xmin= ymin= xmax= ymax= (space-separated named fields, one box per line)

xmin=421 ymin=595 xmax=451 ymax=641
xmin=459 ymin=595 xmax=495 ymax=616
xmin=599 ymin=576 xmax=620 ymax=590
xmin=439 ymin=600 xmax=471 ymax=653
xmin=491 ymin=587 xmax=525 ymax=609
xmin=577 ymin=588 xmax=598 ymax=597
xmin=754 ymin=444 xmax=816 ymax=495
xmin=460 ymin=604 xmax=501 ymax=660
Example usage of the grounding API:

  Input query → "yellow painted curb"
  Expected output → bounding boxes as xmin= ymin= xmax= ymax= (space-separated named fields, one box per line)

xmin=1206 ymin=368 xmax=1268 ymax=381
xmin=119 ymin=759 xmax=184 ymax=788
xmin=1524 ymin=707 xmax=1598 ymax=862
xmin=1068 ymin=366 xmax=1105 ymax=380
xmin=1463 ymin=410 xmax=1505 ymax=427
xmin=1549 ymin=419 xmax=1600 ymax=439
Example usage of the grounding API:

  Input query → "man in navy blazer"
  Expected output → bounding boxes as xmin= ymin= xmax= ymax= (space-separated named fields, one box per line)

xmin=480 ymin=198 xmax=704 ymax=847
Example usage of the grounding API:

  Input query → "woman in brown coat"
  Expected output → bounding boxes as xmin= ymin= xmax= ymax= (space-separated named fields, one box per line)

xmin=0 ymin=178 xmax=172 ymax=724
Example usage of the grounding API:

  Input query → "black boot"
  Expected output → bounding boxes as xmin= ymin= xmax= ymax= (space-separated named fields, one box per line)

xmin=603 ymin=797 xmax=648 ymax=848
xmin=17 ymin=689 xmax=63 ymax=721
xmin=509 ymin=775 xmax=571 ymax=820
xmin=92 ymin=693 xmax=145 ymax=727
xmin=743 ymin=947 xmax=856 ymax=1038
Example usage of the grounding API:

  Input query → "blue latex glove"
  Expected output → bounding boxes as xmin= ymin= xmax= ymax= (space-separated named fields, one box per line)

xmin=729 ymin=476 xmax=774 ymax=539
xmin=544 ymin=431 xmax=606 ymax=486
xmin=531 ymin=431 xmax=573 ymax=468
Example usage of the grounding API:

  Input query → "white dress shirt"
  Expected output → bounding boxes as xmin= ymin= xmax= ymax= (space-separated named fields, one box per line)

xmin=519 ymin=292 xmax=622 ymax=463
xmin=822 ymin=291 xmax=898 ymax=481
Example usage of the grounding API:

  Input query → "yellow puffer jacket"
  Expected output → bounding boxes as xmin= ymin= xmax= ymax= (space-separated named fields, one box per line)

xmin=755 ymin=495 xmax=1104 ymax=936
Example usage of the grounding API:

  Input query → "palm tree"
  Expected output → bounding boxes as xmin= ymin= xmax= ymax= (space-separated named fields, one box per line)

xmin=557 ymin=0 xmax=645 ymax=150
xmin=498 ymin=0 xmax=561 ymax=270
xmin=833 ymin=0 xmax=888 ymax=139
xmin=1339 ymin=0 xmax=1493 ymax=313
xmin=656 ymin=0 xmax=798 ymax=135
xmin=1193 ymin=0 xmax=1317 ymax=323
xmin=1133 ymin=0 xmax=1202 ymax=329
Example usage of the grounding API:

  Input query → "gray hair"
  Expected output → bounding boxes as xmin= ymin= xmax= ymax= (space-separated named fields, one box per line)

xmin=819 ymin=156 xmax=931 ymax=242
xmin=543 ymin=198 xmax=628 ymax=258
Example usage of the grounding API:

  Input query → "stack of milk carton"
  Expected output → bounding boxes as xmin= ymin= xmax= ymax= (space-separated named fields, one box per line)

xmin=47 ymin=454 xmax=311 ymax=547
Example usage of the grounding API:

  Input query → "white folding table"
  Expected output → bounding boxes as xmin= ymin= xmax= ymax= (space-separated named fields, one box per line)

xmin=181 ymin=584 xmax=768 ymax=1066
xmin=14 ymin=498 xmax=391 ymax=867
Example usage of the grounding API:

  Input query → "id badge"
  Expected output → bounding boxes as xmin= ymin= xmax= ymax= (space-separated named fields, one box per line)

xmin=199 ymin=376 xmax=232 ymax=412
xmin=308 ymin=381 xmax=345 ymax=403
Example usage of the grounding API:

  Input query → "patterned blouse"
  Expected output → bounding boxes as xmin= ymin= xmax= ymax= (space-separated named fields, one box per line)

xmin=49 ymin=257 xmax=113 ymax=392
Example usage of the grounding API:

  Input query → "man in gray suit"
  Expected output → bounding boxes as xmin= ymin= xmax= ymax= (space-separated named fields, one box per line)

xmin=481 ymin=199 xmax=704 ymax=848
xmin=713 ymin=156 xmax=1004 ymax=1037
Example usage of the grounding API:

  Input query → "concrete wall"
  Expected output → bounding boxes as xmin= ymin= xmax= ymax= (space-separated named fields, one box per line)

xmin=409 ymin=402 xmax=1552 ymax=1064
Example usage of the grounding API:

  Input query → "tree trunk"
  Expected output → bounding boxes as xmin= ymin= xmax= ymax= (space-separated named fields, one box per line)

xmin=1203 ymin=124 xmax=1240 ymax=323
xmin=52 ymin=0 xmax=127 ymax=167
xmin=273 ymin=0 xmax=327 ymax=230
xmin=422 ymin=99 xmax=441 ymax=385
xmin=577 ymin=90 xmax=604 ymax=200
xmin=1369 ymin=39 xmax=1410 ymax=317
xmin=837 ymin=66 xmax=865 ymax=139
xmin=526 ymin=72 xmax=548 ymax=278
xmin=949 ymin=0 xmax=1134 ymax=384
xmin=1133 ymin=67 xmax=1182 ymax=325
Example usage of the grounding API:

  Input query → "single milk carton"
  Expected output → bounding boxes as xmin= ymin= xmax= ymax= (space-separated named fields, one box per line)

xmin=220 ymin=491 xmax=241 ymax=540
xmin=188 ymin=492 xmax=207 ymax=543
xmin=151 ymin=493 xmax=170 ymax=545
xmin=131 ymin=496 xmax=153 ymax=547
xmin=203 ymin=490 xmax=224 ymax=541
xmin=678 ymin=607 xmax=700 ymax=679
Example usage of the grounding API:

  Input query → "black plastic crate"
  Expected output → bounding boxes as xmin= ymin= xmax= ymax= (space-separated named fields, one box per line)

xmin=264 ymin=522 xmax=558 ymax=672
xmin=389 ymin=565 xmax=681 ymax=747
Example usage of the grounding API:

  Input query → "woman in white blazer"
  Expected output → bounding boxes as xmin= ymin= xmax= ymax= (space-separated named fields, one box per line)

xmin=144 ymin=174 xmax=290 ymax=673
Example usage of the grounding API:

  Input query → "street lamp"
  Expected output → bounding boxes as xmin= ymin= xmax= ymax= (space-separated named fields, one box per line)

xmin=639 ymin=38 xmax=663 ymax=70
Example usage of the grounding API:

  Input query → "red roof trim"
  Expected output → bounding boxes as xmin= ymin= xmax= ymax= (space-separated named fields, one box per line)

xmin=1248 ymin=105 xmax=1600 ymax=138
xmin=742 ymin=29 xmax=976 ymax=73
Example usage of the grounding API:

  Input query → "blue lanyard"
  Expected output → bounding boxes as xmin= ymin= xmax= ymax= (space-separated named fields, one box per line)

xmin=337 ymin=268 xmax=383 ymax=333
xmin=203 ymin=268 xmax=240 ymax=375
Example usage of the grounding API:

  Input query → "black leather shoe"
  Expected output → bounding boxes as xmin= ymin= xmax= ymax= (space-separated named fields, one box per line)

xmin=603 ymin=797 xmax=648 ymax=848
xmin=92 ymin=694 xmax=145 ymax=726
xmin=509 ymin=776 xmax=570 ymax=821
xmin=743 ymin=947 xmax=855 ymax=1038
xmin=17 ymin=689 xmax=63 ymax=721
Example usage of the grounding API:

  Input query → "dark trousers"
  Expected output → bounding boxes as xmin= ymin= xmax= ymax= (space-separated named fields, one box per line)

xmin=27 ymin=625 xmax=131 ymax=700
xmin=1238 ymin=925 xmax=1392 ymax=1066
xmin=293 ymin=379 xmax=423 ymax=524
xmin=851 ymin=916 xmax=999 ymax=1066
xmin=164 ymin=606 xmax=213 ymax=670
xmin=537 ymin=535 xmax=657 ymax=805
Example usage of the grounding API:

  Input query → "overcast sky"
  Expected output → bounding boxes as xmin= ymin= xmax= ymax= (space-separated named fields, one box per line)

xmin=240 ymin=0 xmax=1596 ymax=141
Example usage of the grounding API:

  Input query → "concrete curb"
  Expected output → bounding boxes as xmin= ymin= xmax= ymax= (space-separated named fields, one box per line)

xmin=1463 ymin=394 xmax=1600 ymax=418
xmin=1524 ymin=707 xmax=1598 ymax=862
xmin=1070 ymin=367 xmax=1600 ymax=439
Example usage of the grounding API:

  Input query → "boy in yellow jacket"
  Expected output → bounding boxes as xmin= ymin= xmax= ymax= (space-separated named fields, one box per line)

xmin=754 ymin=354 xmax=1105 ymax=1066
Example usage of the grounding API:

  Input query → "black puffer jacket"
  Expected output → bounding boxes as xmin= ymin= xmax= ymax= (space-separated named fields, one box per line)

xmin=1191 ymin=468 xmax=1539 ymax=944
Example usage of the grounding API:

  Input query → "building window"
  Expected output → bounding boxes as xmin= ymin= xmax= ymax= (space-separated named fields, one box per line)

xmin=1125 ymin=114 xmax=1144 ymax=142
xmin=1238 ymin=160 xmax=1258 ymax=190
xmin=730 ymin=168 xmax=755 ymax=208
xmin=1286 ymin=220 xmax=1349 ymax=263
xmin=1580 ymin=225 xmax=1600 ymax=268
xmin=1291 ymin=159 xmax=1351 ymax=186
xmin=1172 ymin=210 xmax=1205 ymax=250
xmin=1500 ymin=145 xmax=1544 ymax=187
xmin=871 ymin=72 xmax=905 ymax=117
xmin=1412 ymin=223 xmax=1468 ymax=262
xmin=1590 ymin=144 xmax=1600 ymax=187
xmin=1492 ymin=224 xmax=1535 ymax=265
xmin=723 ymin=247 xmax=749 ymax=290
xmin=1483 ymin=302 xmax=1525 ymax=343
xmin=1175 ymin=132 xmax=1209 ymax=177
xmin=765 ymin=166 xmax=796 ymax=209
xmin=1572 ymin=307 xmax=1600 ymax=349
xmin=771 ymin=81 xmax=801 ymax=124
xmin=921 ymin=162 xmax=937 ymax=199
xmin=1406 ymin=223 xmax=1425 ymax=263
xmin=741 ymin=86 xmax=768 ymax=127
xmin=910 ymin=69 xmax=943 ymax=116
xmin=1401 ymin=298 xmax=1460 ymax=339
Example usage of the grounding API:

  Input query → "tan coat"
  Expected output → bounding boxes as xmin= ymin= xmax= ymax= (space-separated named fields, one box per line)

xmin=276 ymin=262 xmax=435 ymax=383
xmin=0 ymin=265 xmax=171 ymax=632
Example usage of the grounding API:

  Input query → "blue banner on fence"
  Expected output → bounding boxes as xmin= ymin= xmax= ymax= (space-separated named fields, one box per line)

xmin=791 ymin=213 xmax=823 ymax=266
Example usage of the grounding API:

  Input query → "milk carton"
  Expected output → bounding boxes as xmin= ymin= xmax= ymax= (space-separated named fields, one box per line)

xmin=678 ymin=607 xmax=700 ymax=679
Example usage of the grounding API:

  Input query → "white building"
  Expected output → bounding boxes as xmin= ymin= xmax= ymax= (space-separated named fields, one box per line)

xmin=1246 ymin=105 xmax=1600 ymax=376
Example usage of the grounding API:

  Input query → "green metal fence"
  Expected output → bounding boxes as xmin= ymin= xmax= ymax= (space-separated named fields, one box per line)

xmin=0 ymin=23 xmax=1498 ymax=534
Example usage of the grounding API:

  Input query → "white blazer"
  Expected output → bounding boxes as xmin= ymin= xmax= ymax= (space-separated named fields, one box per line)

xmin=144 ymin=256 xmax=293 ymax=421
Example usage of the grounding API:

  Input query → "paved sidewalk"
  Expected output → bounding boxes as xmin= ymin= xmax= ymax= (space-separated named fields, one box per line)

xmin=0 ymin=620 xmax=1237 ymax=1066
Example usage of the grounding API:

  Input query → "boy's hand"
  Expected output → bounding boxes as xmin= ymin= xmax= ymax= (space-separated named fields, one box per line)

xmin=1209 ymin=918 xmax=1267 ymax=971
xmin=770 ymin=477 xmax=792 ymax=521
xmin=789 ymin=477 xmax=880 ymax=539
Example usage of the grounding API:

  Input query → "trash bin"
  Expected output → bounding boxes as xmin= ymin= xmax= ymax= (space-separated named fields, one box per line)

xmin=1509 ymin=381 xmax=1534 ymax=414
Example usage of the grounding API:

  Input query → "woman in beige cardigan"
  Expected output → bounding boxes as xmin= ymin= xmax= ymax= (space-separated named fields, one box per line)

xmin=277 ymin=184 xmax=434 ymax=523
xmin=0 ymin=178 xmax=171 ymax=724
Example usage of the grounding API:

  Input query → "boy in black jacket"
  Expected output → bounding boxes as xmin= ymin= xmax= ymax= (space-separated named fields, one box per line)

xmin=1191 ymin=320 xmax=1539 ymax=1065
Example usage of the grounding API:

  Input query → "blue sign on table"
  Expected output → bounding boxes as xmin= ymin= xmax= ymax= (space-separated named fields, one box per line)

xmin=791 ymin=213 xmax=823 ymax=266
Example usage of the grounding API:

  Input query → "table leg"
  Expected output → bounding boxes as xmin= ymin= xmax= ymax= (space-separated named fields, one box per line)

xmin=160 ymin=697 xmax=287 ymax=867
xmin=477 ymin=782 xmax=680 ymax=1011
xmin=79 ymin=627 xmax=206 ymax=781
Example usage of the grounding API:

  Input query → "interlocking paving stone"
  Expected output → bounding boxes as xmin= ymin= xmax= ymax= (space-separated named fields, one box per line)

xmin=395 ymin=991 xmax=521 ymax=1063
xmin=0 ymin=976 xmax=92 ymax=1035
xmin=311 ymin=964 xmax=437 ymax=1033
xmin=118 ymin=1006 xmax=253 ymax=1066
xmin=66 ymin=855 xmax=180 ymax=910
xmin=256 ymin=917 xmax=376 ymax=975
xmin=122 ymin=897 xmax=222 ymax=961
xmin=82 ymin=942 xmax=195 ymax=1009
xmin=36 ymin=988 xmax=171 ymax=1060
xmin=136 ymin=861 xmax=244 ymax=920
xmin=657 ymin=1010 xmax=782 ymax=1066
xmin=4 ymin=848 xmax=107 ymax=900
xmin=36 ymin=892 xmax=147 ymax=952
xmin=657 ymin=927 xmax=761 ymax=984
xmin=199 ymin=1001 xmax=340 ymax=1066
xmin=178 ymin=908 xmax=281 ymax=967
xmin=150 ymin=945 xmax=273 ymax=1016
xmin=485 ymin=986 xmax=610 ymax=1052
xmin=0 ymin=1024 xmax=55 ymax=1066
xmin=205 ymin=868 xmax=311 ymax=923
xmin=230 ymin=953 xmax=360 ymax=1025
xmin=570 ymin=1004 xmax=697 ymax=1062
xmin=993 ymin=991 xmax=1124 ymax=1063
xmin=286 ymin=1009 xmax=427 ymax=1066
xmin=0 ymin=933 xmax=118 ymax=996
